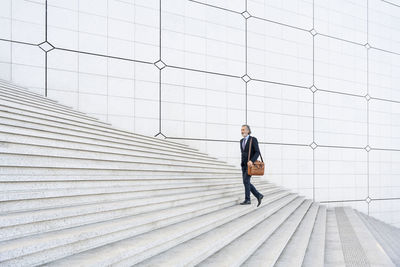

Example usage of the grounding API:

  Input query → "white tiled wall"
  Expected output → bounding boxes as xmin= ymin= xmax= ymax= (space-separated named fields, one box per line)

xmin=1 ymin=0 xmax=400 ymax=227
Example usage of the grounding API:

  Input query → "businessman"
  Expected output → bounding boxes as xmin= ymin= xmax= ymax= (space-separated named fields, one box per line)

xmin=240 ymin=124 xmax=264 ymax=207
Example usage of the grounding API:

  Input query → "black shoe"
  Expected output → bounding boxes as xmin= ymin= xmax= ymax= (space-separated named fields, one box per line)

xmin=240 ymin=200 xmax=251 ymax=205
xmin=257 ymin=194 xmax=264 ymax=207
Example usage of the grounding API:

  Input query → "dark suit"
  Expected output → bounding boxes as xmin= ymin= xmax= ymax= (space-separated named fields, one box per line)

xmin=240 ymin=135 xmax=262 ymax=201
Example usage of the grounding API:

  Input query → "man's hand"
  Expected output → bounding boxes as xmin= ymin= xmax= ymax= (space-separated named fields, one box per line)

xmin=247 ymin=161 xmax=253 ymax=167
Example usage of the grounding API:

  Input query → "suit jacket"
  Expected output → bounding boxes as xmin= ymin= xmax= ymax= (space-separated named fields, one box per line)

xmin=240 ymin=135 xmax=260 ymax=167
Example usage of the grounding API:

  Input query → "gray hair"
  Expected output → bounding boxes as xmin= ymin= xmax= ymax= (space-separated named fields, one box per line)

xmin=241 ymin=124 xmax=251 ymax=134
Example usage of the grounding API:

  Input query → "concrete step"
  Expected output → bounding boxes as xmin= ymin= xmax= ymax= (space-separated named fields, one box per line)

xmin=334 ymin=207 xmax=371 ymax=266
xmin=301 ymin=205 xmax=327 ymax=267
xmin=0 ymin=108 xmax=193 ymax=158
xmin=0 ymin=191 xmax=292 ymax=266
xmin=341 ymin=207 xmax=395 ymax=266
xmin=324 ymin=208 xmax=345 ymax=267
xmin=0 ymin=153 xmax=238 ymax=176
xmin=197 ymin=197 xmax=308 ymax=267
xmin=0 ymin=104 xmax=195 ymax=152
xmin=0 ymin=114 xmax=206 ymax=157
xmin=134 ymin=193 xmax=299 ymax=267
xmin=274 ymin=202 xmax=320 ymax=267
xmin=0 ymin=172 xmax=246 ymax=182
xmin=0 ymin=89 xmax=195 ymax=156
xmin=0 ymin=85 xmax=90 ymax=117
xmin=1 ymin=185 xmax=279 ymax=242
xmin=0 ymin=165 xmax=243 ymax=179
xmin=386 ymin=223 xmax=400 ymax=234
xmin=0 ymin=115 xmax=205 ymax=164
xmin=0 ymin=176 xmax=249 ymax=190
xmin=0 ymin=89 xmax=104 ymax=124
xmin=0 ymin=141 xmax=235 ymax=171
xmin=0 ymin=180 xmax=258 ymax=201
xmin=240 ymin=199 xmax=313 ymax=267
xmin=0 ymin=193 xmax=237 ymax=264
xmin=364 ymin=213 xmax=400 ymax=248
xmin=0 ymin=79 xmax=58 ymax=103
xmin=356 ymin=210 xmax=400 ymax=266
xmin=0 ymin=181 xmax=273 ymax=214
xmin=0 ymin=130 xmax=222 ymax=168
xmin=0 ymin=93 xmax=107 ymax=126
xmin=0 ymin=89 xmax=195 ymax=151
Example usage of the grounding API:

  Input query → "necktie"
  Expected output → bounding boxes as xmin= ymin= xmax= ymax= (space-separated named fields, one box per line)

xmin=242 ymin=137 xmax=247 ymax=150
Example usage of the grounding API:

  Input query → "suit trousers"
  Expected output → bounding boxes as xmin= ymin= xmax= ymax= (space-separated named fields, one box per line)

xmin=241 ymin=165 xmax=261 ymax=201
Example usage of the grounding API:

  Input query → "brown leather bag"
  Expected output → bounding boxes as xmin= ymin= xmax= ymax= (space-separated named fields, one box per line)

xmin=247 ymin=136 xmax=265 ymax=176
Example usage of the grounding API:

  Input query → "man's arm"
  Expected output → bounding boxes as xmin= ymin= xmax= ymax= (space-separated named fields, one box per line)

xmin=250 ymin=137 xmax=260 ymax=163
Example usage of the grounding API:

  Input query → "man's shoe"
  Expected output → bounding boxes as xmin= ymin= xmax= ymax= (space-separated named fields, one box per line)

xmin=240 ymin=200 xmax=251 ymax=205
xmin=257 ymin=194 xmax=264 ymax=207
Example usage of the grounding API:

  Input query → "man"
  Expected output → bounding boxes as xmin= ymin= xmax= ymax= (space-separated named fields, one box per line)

xmin=240 ymin=124 xmax=264 ymax=207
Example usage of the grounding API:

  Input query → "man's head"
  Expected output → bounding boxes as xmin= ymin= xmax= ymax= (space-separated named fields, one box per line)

xmin=241 ymin=124 xmax=251 ymax=137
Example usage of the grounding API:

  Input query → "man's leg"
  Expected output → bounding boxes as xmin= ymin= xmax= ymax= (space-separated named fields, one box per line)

xmin=249 ymin=181 xmax=261 ymax=199
xmin=242 ymin=166 xmax=251 ymax=201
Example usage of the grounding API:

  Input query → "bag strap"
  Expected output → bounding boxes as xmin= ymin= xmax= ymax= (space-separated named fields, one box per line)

xmin=247 ymin=136 xmax=264 ymax=163
xmin=247 ymin=136 xmax=252 ymax=162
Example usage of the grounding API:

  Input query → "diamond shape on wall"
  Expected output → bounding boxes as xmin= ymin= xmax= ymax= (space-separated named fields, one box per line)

xmin=241 ymin=74 xmax=251 ymax=83
xmin=241 ymin=11 xmax=251 ymax=19
xmin=310 ymin=85 xmax=318 ymax=92
xmin=310 ymin=29 xmax=317 ymax=36
xmin=39 ymin=41 xmax=55 ymax=52
xmin=310 ymin=142 xmax=317 ymax=149
xmin=154 ymin=60 xmax=166 ymax=70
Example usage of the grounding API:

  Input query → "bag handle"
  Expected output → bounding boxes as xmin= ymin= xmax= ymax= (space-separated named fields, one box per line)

xmin=247 ymin=136 xmax=263 ymax=163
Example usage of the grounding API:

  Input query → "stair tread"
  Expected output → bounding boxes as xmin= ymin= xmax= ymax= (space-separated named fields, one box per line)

xmin=0 ymin=106 xmax=194 ymax=151
xmin=274 ymin=202 xmax=320 ymax=267
xmin=0 ymin=185 xmax=279 ymax=234
xmin=0 ymin=94 xmax=194 ymax=150
xmin=301 ymin=205 xmax=327 ymax=267
xmin=341 ymin=207 xmax=396 ymax=266
xmin=240 ymin=199 xmax=313 ymax=267
xmin=355 ymin=211 xmax=400 ymax=265
xmin=1 ymin=180 xmax=251 ymax=201
xmin=324 ymin=208 xmax=346 ymax=266
xmin=39 ymin=192 xmax=293 ymax=266
xmin=0 ymin=115 xmax=205 ymax=156
xmin=197 ymin=197 xmax=309 ymax=267
xmin=138 ymin=195 xmax=303 ymax=267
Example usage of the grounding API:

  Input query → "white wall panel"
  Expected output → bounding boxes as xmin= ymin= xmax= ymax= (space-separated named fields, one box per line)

xmin=162 ymin=0 xmax=245 ymax=76
xmin=0 ymin=0 xmax=45 ymax=44
xmin=248 ymin=0 xmax=313 ymax=30
xmin=247 ymin=81 xmax=313 ymax=145
xmin=0 ymin=41 xmax=45 ymax=95
xmin=314 ymin=35 xmax=367 ymax=95
xmin=315 ymin=91 xmax=367 ymax=148
xmin=370 ymin=150 xmax=400 ymax=200
xmin=369 ymin=49 xmax=400 ymax=102
xmin=315 ymin=0 xmax=367 ymax=44
xmin=369 ymin=0 xmax=400 ymax=54
xmin=161 ymin=67 xmax=244 ymax=139
xmin=369 ymin=99 xmax=400 ymax=150
xmin=315 ymin=147 xmax=368 ymax=202
xmin=247 ymin=18 xmax=313 ymax=87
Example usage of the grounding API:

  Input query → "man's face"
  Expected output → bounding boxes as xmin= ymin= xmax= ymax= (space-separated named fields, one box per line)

xmin=241 ymin=126 xmax=249 ymax=137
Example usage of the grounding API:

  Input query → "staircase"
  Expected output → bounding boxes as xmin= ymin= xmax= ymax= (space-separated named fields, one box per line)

xmin=0 ymin=79 xmax=399 ymax=266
